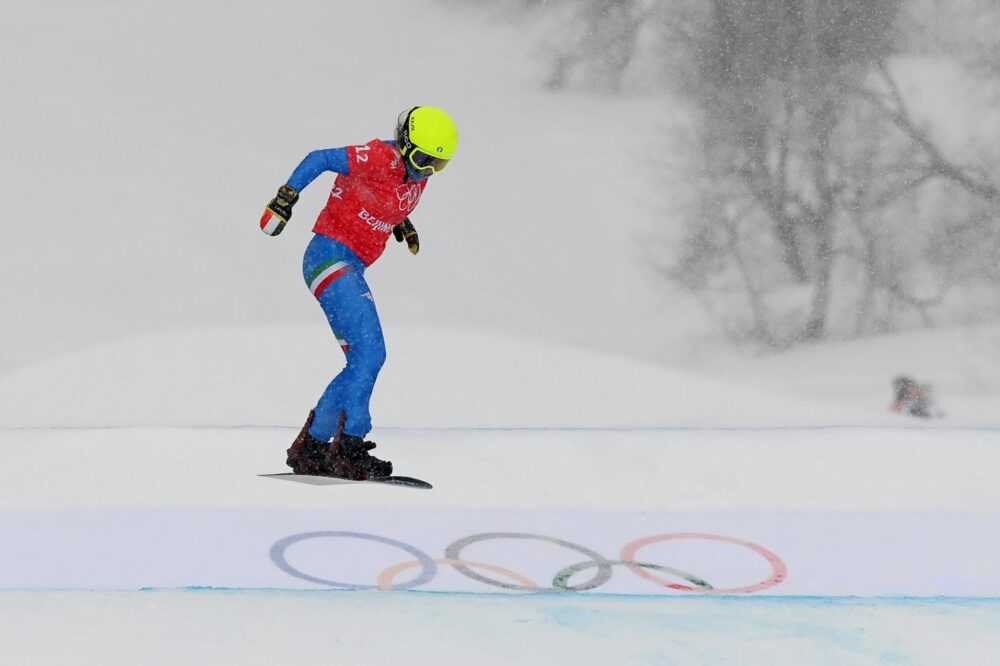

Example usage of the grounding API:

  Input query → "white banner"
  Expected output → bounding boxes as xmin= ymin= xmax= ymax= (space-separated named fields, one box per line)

xmin=1 ymin=510 xmax=997 ymax=596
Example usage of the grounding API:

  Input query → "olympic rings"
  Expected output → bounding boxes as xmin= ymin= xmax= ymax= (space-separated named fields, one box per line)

xmin=269 ymin=530 xmax=787 ymax=594
xmin=620 ymin=533 xmax=787 ymax=594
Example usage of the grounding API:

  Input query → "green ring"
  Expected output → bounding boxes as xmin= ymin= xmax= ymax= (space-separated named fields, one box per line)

xmin=553 ymin=560 xmax=713 ymax=592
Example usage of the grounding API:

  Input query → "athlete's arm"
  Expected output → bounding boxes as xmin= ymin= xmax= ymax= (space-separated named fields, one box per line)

xmin=260 ymin=148 xmax=352 ymax=237
xmin=286 ymin=147 xmax=351 ymax=191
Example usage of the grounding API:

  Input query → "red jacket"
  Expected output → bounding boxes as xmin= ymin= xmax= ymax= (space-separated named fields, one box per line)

xmin=312 ymin=140 xmax=428 ymax=265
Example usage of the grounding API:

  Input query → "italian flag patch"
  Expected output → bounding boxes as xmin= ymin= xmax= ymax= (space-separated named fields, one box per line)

xmin=260 ymin=210 xmax=286 ymax=236
xmin=307 ymin=259 xmax=352 ymax=299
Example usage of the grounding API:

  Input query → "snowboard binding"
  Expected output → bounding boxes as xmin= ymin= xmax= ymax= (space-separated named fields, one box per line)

xmin=287 ymin=410 xmax=392 ymax=480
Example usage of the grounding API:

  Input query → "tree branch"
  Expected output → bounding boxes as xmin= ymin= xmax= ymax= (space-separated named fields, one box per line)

xmin=853 ymin=62 xmax=1000 ymax=205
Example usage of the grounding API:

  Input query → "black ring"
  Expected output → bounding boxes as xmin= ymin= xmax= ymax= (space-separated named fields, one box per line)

xmin=444 ymin=532 xmax=613 ymax=592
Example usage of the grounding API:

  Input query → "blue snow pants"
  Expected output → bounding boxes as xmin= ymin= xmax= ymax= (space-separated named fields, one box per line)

xmin=302 ymin=234 xmax=386 ymax=441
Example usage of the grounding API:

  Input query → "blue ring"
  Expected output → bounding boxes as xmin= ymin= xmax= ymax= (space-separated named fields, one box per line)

xmin=269 ymin=531 xmax=436 ymax=590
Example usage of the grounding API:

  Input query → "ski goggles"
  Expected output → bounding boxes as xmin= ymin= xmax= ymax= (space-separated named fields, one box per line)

xmin=407 ymin=147 xmax=450 ymax=174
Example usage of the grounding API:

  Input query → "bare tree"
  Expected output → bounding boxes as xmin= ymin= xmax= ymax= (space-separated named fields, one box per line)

xmin=465 ymin=0 xmax=662 ymax=93
xmin=663 ymin=0 xmax=1000 ymax=346
xmin=460 ymin=0 xmax=1000 ymax=346
xmin=667 ymin=0 xmax=903 ymax=344
xmin=544 ymin=0 xmax=653 ymax=92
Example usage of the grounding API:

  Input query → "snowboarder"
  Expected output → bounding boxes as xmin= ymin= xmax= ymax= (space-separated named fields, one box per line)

xmin=889 ymin=375 xmax=943 ymax=419
xmin=259 ymin=106 xmax=458 ymax=479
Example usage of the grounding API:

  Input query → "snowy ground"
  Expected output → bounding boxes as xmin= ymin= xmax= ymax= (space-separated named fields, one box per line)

xmin=1 ymin=327 xmax=999 ymax=664
xmin=3 ymin=592 xmax=998 ymax=666
xmin=2 ymin=420 xmax=999 ymax=665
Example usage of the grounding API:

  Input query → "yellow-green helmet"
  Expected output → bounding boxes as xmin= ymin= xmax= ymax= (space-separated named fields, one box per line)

xmin=395 ymin=106 xmax=458 ymax=175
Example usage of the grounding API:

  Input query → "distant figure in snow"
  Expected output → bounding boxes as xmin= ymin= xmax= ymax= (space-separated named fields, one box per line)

xmin=890 ymin=375 xmax=943 ymax=419
xmin=259 ymin=107 xmax=458 ymax=479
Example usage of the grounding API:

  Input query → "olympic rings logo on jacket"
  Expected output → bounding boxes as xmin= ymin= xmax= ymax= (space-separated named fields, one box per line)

xmin=269 ymin=531 xmax=787 ymax=594
xmin=395 ymin=183 xmax=423 ymax=211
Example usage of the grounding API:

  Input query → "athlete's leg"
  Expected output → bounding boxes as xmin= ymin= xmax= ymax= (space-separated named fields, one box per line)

xmin=302 ymin=235 xmax=386 ymax=441
xmin=310 ymin=277 xmax=385 ymax=440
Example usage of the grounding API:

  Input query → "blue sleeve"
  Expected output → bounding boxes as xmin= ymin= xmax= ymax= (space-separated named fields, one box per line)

xmin=286 ymin=147 xmax=350 ymax=191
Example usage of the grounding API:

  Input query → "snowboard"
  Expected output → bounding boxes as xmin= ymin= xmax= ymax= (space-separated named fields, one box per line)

xmin=260 ymin=473 xmax=432 ymax=490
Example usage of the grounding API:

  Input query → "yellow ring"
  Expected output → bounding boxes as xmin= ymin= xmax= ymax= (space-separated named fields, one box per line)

xmin=377 ymin=558 xmax=539 ymax=591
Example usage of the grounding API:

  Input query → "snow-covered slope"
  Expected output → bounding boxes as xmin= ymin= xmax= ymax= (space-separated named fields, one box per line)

xmin=721 ymin=324 xmax=1000 ymax=426
xmin=0 ymin=324 xmax=863 ymax=428
xmin=3 ymin=0 xmax=997 ymax=422
xmin=3 ymin=322 xmax=995 ymax=428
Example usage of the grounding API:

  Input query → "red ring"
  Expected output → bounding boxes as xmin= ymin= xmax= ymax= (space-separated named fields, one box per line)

xmin=620 ymin=532 xmax=786 ymax=594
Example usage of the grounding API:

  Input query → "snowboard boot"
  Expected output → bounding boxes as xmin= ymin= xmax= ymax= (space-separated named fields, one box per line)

xmin=323 ymin=412 xmax=393 ymax=480
xmin=325 ymin=434 xmax=393 ymax=480
xmin=286 ymin=410 xmax=329 ymax=475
